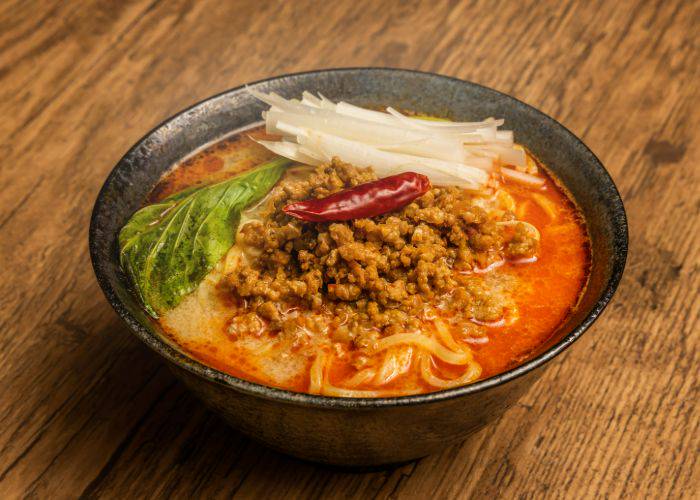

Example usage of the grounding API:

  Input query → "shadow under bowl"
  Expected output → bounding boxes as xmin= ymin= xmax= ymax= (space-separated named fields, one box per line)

xmin=89 ymin=68 xmax=627 ymax=466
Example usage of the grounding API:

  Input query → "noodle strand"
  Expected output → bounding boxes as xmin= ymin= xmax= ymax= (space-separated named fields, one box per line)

xmin=374 ymin=346 xmax=413 ymax=385
xmin=344 ymin=368 xmax=377 ymax=388
xmin=419 ymin=351 xmax=482 ymax=388
xmin=434 ymin=319 xmax=463 ymax=352
xmin=374 ymin=333 xmax=470 ymax=365
xmin=308 ymin=351 xmax=326 ymax=394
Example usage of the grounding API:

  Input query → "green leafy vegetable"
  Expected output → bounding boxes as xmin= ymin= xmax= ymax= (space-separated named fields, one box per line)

xmin=119 ymin=158 xmax=290 ymax=317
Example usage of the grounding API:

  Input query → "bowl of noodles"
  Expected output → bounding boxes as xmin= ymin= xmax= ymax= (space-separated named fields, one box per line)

xmin=90 ymin=68 xmax=627 ymax=465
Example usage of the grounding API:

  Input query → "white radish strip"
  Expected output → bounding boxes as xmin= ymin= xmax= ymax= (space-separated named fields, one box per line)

xmin=303 ymin=129 xmax=492 ymax=174
xmin=267 ymin=99 xmax=337 ymax=119
xmin=496 ymin=130 xmax=513 ymax=143
xmin=267 ymin=108 xmax=439 ymax=143
xmin=272 ymin=120 xmax=308 ymax=138
xmin=266 ymin=110 xmax=466 ymax=161
xmin=375 ymin=140 xmax=466 ymax=163
xmin=248 ymin=89 xmax=522 ymax=188
xmin=467 ymin=145 xmax=526 ymax=167
xmin=252 ymin=90 xmax=505 ymax=146
xmin=338 ymin=101 xmax=497 ymax=133
xmin=296 ymin=131 xmax=489 ymax=186
xmin=465 ymin=147 xmax=499 ymax=159
xmin=256 ymin=90 xmax=332 ymax=118
xmin=301 ymin=91 xmax=323 ymax=108
xmin=253 ymin=139 xmax=323 ymax=166
xmin=251 ymin=89 xmax=506 ymax=135
xmin=387 ymin=107 xmax=498 ymax=130
xmin=335 ymin=101 xmax=402 ymax=127
xmin=458 ymin=133 xmax=492 ymax=144
xmin=247 ymin=88 xmax=298 ymax=111
xmin=475 ymin=126 xmax=497 ymax=142
xmin=297 ymin=145 xmax=326 ymax=162
xmin=305 ymin=138 xmax=489 ymax=186
xmin=382 ymin=121 xmax=498 ymax=145
xmin=500 ymin=167 xmax=546 ymax=187
xmin=385 ymin=106 xmax=441 ymax=131
xmin=426 ymin=117 xmax=504 ymax=129
xmin=412 ymin=116 xmax=504 ymax=129
xmin=494 ymin=146 xmax=526 ymax=167
xmin=316 ymin=92 xmax=337 ymax=110
xmin=386 ymin=107 xmax=503 ymax=133
xmin=301 ymin=139 xmax=478 ymax=188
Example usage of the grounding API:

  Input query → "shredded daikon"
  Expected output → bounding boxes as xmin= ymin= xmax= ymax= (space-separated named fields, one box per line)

xmin=248 ymin=89 xmax=544 ymax=188
xmin=500 ymin=167 xmax=546 ymax=187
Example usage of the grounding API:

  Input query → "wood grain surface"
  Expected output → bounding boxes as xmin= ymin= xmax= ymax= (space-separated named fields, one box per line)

xmin=0 ymin=0 xmax=698 ymax=498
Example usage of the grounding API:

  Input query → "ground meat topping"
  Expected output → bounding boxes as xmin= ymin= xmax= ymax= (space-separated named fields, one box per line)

xmin=224 ymin=159 xmax=538 ymax=342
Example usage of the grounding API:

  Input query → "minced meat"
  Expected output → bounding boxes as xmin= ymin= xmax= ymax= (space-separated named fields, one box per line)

xmin=223 ymin=159 xmax=537 ymax=344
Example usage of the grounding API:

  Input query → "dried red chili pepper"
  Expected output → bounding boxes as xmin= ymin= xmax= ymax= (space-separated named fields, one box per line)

xmin=283 ymin=172 xmax=431 ymax=222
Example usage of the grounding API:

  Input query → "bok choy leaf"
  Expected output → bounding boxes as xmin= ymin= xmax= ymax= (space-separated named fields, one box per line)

xmin=119 ymin=158 xmax=290 ymax=317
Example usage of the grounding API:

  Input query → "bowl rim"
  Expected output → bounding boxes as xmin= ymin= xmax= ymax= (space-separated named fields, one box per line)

xmin=89 ymin=67 xmax=628 ymax=409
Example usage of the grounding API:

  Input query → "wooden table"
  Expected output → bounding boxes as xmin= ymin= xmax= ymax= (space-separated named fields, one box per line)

xmin=1 ymin=0 xmax=697 ymax=497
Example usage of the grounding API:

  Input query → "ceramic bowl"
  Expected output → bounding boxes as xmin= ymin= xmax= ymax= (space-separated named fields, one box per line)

xmin=89 ymin=68 xmax=627 ymax=466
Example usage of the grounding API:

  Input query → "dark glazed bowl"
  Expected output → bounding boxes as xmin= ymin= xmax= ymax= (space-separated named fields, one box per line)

xmin=90 ymin=68 xmax=627 ymax=466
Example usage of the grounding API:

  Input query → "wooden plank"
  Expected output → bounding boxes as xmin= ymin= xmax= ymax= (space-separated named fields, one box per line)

xmin=0 ymin=0 xmax=697 ymax=498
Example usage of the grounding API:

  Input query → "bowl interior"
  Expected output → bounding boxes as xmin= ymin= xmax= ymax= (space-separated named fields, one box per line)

xmin=90 ymin=68 xmax=627 ymax=406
